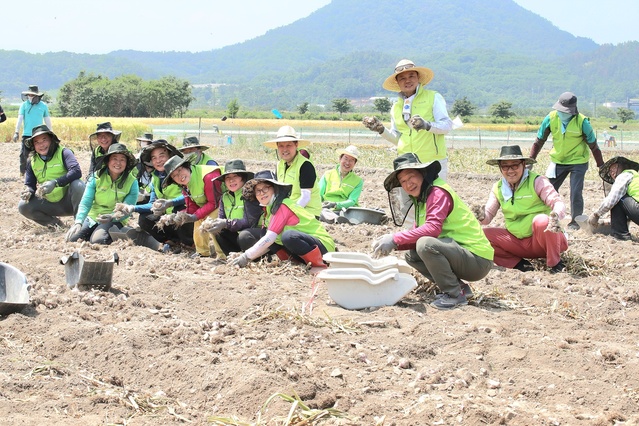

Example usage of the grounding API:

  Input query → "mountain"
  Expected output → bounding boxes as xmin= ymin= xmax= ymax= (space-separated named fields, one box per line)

xmin=1 ymin=0 xmax=638 ymax=110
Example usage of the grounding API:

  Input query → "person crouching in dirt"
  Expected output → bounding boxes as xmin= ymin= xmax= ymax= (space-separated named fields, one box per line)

xmin=319 ymin=145 xmax=364 ymax=223
xmin=474 ymin=145 xmax=568 ymax=274
xmin=116 ymin=140 xmax=193 ymax=249
xmin=372 ymin=153 xmax=494 ymax=310
xmin=66 ymin=144 xmax=138 ymax=244
xmin=228 ymin=170 xmax=335 ymax=271
xmin=263 ymin=125 xmax=322 ymax=217
xmin=204 ymin=160 xmax=262 ymax=256
xmin=134 ymin=133 xmax=154 ymax=204
xmin=87 ymin=122 xmax=121 ymax=178
xmin=18 ymin=125 xmax=85 ymax=228
xmin=159 ymin=154 xmax=224 ymax=258
xmin=588 ymin=156 xmax=639 ymax=241
xmin=179 ymin=136 xmax=218 ymax=166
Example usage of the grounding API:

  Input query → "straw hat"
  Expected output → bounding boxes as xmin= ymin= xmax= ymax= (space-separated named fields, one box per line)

xmin=263 ymin=125 xmax=310 ymax=149
xmin=382 ymin=59 xmax=434 ymax=92
xmin=486 ymin=145 xmax=536 ymax=166
xmin=336 ymin=145 xmax=360 ymax=161
xmin=383 ymin=153 xmax=441 ymax=192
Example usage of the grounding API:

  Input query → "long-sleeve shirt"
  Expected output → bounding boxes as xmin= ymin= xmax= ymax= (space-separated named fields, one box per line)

xmin=183 ymin=170 xmax=222 ymax=220
xmin=594 ymin=172 xmax=634 ymax=217
xmin=218 ymin=192 xmax=263 ymax=232
xmin=24 ymin=147 xmax=82 ymax=191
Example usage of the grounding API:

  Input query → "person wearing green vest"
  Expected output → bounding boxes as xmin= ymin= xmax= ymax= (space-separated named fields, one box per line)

xmin=116 ymin=140 xmax=192 ymax=248
xmin=207 ymin=160 xmax=262 ymax=255
xmin=529 ymin=92 xmax=605 ymax=230
xmin=65 ymin=143 xmax=138 ymax=244
xmin=372 ymin=153 xmax=494 ymax=310
xmin=87 ymin=122 xmax=122 ymax=178
xmin=179 ymin=136 xmax=219 ymax=166
xmin=134 ymin=132 xmax=155 ymax=204
xmin=161 ymin=155 xmax=223 ymax=257
xmin=228 ymin=170 xmax=335 ymax=272
xmin=18 ymin=125 xmax=85 ymax=228
xmin=588 ymin=156 xmax=639 ymax=241
xmin=475 ymin=145 xmax=569 ymax=274
xmin=263 ymin=125 xmax=322 ymax=217
xmin=319 ymin=145 xmax=364 ymax=223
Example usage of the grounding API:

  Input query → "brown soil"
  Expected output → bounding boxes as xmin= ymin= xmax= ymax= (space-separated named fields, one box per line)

xmin=1 ymin=142 xmax=638 ymax=425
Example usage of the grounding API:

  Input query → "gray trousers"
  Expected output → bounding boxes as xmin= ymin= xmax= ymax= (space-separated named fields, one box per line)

xmin=405 ymin=236 xmax=493 ymax=296
xmin=550 ymin=162 xmax=588 ymax=221
xmin=18 ymin=179 xmax=85 ymax=226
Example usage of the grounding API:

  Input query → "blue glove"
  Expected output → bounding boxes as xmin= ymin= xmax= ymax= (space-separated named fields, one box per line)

xmin=228 ymin=252 xmax=250 ymax=268
xmin=372 ymin=234 xmax=396 ymax=258
xmin=40 ymin=180 xmax=57 ymax=195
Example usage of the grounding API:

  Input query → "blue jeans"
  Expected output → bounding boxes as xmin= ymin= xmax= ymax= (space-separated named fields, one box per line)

xmin=550 ymin=162 xmax=588 ymax=221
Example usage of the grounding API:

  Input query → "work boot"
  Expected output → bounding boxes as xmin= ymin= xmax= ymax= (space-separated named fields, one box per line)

xmin=275 ymin=249 xmax=291 ymax=261
xmin=299 ymin=246 xmax=327 ymax=274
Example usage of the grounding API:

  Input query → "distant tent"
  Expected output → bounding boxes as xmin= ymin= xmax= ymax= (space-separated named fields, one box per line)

xmin=272 ymin=109 xmax=283 ymax=119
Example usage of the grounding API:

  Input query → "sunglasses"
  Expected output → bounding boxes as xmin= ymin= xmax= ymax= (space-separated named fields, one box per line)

xmin=395 ymin=63 xmax=416 ymax=73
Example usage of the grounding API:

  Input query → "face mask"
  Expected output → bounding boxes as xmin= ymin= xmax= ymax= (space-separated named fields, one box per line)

xmin=557 ymin=111 xmax=573 ymax=123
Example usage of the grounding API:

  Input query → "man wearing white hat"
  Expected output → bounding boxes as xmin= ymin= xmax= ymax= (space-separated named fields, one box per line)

xmin=263 ymin=125 xmax=322 ymax=217
xmin=362 ymin=59 xmax=453 ymax=181
xmin=319 ymin=145 xmax=364 ymax=222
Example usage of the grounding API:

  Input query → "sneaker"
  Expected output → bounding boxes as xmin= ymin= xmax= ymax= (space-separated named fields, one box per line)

xmin=430 ymin=293 xmax=468 ymax=310
xmin=613 ymin=233 xmax=632 ymax=241
xmin=567 ymin=221 xmax=580 ymax=231
xmin=460 ymin=281 xmax=474 ymax=299
xmin=514 ymin=259 xmax=535 ymax=272
xmin=549 ymin=260 xmax=566 ymax=274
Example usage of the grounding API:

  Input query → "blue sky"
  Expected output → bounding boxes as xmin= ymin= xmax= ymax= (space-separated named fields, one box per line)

xmin=2 ymin=0 xmax=637 ymax=54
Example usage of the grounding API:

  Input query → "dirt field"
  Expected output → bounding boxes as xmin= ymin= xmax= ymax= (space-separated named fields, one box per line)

xmin=1 ymin=141 xmax=638 ymax=426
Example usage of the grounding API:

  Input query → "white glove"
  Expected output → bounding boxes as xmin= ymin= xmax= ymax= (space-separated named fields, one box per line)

xmin=65 ymin=223 xmax=82 ymax=242
xmin=152 ymin=198 xmax=173 ymax=215
xmin=209 ymin=218 xmax=228 ymax=235
xmin=362 ymin=116 xmax=385 ymax=134
xmin=588 ymin=213 xmax=600 ymax=229
xmin=13 ymin=132 xmax=19 ymax=143
xmin=371 ymin=234 xmax=396 ymax=258
xmin=228 ymin=252 xmax=250 ymax=268
xmin=544 ymin=212 xmax=562 ymax=233
xmin=115 ymin=203 xmax=135 ymax=214
xmin=39 ymin=180 xmax=57 ymax=195
xmin=471 ymin=204 xmax=486 ymax=222
xmin=408 ymin=115 xmax=431 ymax=131
xmin=20 ymin=186 xmax=34 ymax=201
xmin=322 ymin=201 xmax=337 ymax=209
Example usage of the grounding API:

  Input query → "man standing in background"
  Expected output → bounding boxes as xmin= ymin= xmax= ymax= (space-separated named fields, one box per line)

xmin=13 ymin=85 xmax=52 ymax=177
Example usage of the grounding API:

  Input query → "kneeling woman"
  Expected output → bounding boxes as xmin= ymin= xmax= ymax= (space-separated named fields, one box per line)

xmin=67 ymin=143 xmax=138 ymax=244
xmin=229 ymin=170 xmax=335 ymax=269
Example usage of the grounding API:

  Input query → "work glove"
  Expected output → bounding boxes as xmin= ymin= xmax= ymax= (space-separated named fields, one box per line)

xmin=39 ymin=180 xmax=57 ymax=195
xmin=228 ymin=252 xmax=250 ymax=268
xmin=408 ymin=115 xmax=431 ymax=131
xmin=371 ymin=234 xmax=396 ymax=258
xmin=12 ymin=132 xmax=19 ymax=143
xmin=322 ymin=201 xmax=337 ymax=209
xmin=152 ymin=198 xmax=173 ymax=215
xmin=96 ymin=214 xmax=114 ymax=224
xmin=20 ymin=186 xmax=34 ymax=201
xmin=209 ymin=218 xmax=228 ymax=235
xmin=65 ymin=223 xmax=82 ymax=242
xmin=114 ymin=203 xmax=135 ymax=215
xmin=471 ymin=204 xmax=485 ymax=222
xmin=588 ymin=212 xmax=600 ymax=229
xmin=544 ymin=212 xmax=562 ymax=233
xmin=362 ymin=116 xmax=385 ymax=134
xmin=173 ymin=212 xmax=197 ymax=227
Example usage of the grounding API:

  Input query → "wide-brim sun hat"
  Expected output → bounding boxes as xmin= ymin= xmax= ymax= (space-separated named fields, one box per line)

xmin=180 ymin=136 xmax=209 ymax=151
xmin=25 ymin=124 xmax=60 ymax=150
xmin=382 ymin=59 xmax=434 ymax=92
xmin=213 ymin=159 xmax=255 ymax=182
xmin=89 ymin=122 xmax=122 ymax=142
xmin=486 ymin=145 xmax=537 ymax=166
xmin=136 ymin=133 xmax=154 ymax=143
xmin=383 ymin=153 xmax=441 ymax=192
xmin=21 ymin=85 xmax=44 ymax=97
xmin=100 ymin=143 xmax=137 ymax=171
xmin=242 ymin=170 xmax=292 ymax=202
xmin=553 ymin=92 xmax=578 ymax=115
xmin=599 ymin=156 xmax=639 ymax=184
xmin=161 ymin=155 xmax=191 ymax=188
xmin=263 ymin=125 xmax=310 ymax=149
xmin=336 ymin=145 xmax=360 ymax=161
xmin=140 ymin=139 xmax=183 ymax=166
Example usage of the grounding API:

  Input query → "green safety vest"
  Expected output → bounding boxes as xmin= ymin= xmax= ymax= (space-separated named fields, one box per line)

xmin=184 ymin=165 xmax=220 ymax=207
xmin=88 ymin=172 xmax=137 ymax=224
xmin=494 ymin=172 xmax=550 ymax=239
xmin=222 ymin=190 xmax=245 ymax=221
xmin=548 ymin=111 xmax=590 ymax=165
xmin=264 ymin=199 xmax=335 ymax=252
xmin=151 ymin=172 xmax=183 ymax=213
xmin=623 ymin=169 xmax=639 ymax=201
xmin=322 ymin=166 xmax=362 ymax=205
xmin=31 ymin=146 xmax=69 ymax=203
xmin=392 ymin=86 xmax=446 ymax=162
xmin=414 ymin=179 xmax=494 ymax=260
xmin=277 ymin=153 xmax=321 ymax=216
